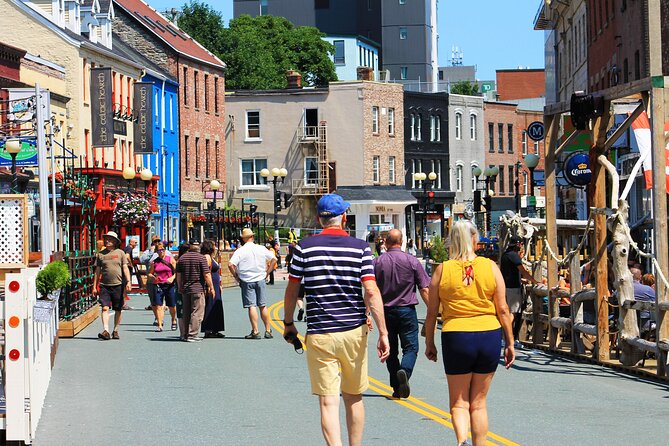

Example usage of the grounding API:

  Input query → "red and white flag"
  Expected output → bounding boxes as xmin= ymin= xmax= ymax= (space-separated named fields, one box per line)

xmin=631 ymin=111 xmax=653 ymax=189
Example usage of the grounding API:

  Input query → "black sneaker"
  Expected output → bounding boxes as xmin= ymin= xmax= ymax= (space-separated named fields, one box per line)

xmin=245 ymin=331 xmax=261 ymax=340
xmin=98 ymin=330 xmax=111 ymax=341
xmin=396 ymin=369 xmax=410 ymax=399
xmin=297 ymin=309 xmax=304 ymax=321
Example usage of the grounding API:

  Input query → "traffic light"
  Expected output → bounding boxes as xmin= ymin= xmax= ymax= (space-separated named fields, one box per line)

xmin=427 ymin=190 xmax=435 ymax=210
xmin=249 ymin=204 xmax=258 ymax=217
xmin=274 ymin=189 xmax=282 ymax=213
xmin=283 ymin=192 xmax=293 ymax=209
xmin=473 ymin=190 xmax=481 ymax=212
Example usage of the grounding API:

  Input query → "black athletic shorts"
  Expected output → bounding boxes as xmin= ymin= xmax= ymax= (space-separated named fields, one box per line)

xmin=99 ymin=284 xmax=124 ymax=311
xmin=441 ymin=328 xmax=502 ymax=375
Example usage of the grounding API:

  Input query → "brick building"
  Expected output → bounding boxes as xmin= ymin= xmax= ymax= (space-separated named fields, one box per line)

xmin=113 ymin=0 xmax=226 ymax=239
xmin=225 ymin=80 xmax=415 ymax=241
xmin=496 ymin=69 xmax=546 ymax=101
xmin=483 ymin=101 xmax=545 ymax=234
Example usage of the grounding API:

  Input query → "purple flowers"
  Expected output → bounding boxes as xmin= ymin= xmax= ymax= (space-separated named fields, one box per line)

xmin=113 ymin=194 xmax=151 ymax=226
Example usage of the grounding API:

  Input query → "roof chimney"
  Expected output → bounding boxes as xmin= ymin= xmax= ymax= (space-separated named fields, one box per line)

xmin=286 ymin=70 xmax=302 ymax=88
xmin=357 ymin=66 xmax=374 ymax=81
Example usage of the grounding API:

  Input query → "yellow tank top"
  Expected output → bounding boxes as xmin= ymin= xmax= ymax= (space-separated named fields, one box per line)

xmin=439 ymin=256 xmax=501 ymax=332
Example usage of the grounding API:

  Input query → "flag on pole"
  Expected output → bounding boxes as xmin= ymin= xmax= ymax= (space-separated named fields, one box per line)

xmin=630 ymin=111 xmax=652 ymax=189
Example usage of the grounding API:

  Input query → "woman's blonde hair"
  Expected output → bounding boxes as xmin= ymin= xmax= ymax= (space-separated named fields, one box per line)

xmin=448 ymin=220 xmax=479 ymax=261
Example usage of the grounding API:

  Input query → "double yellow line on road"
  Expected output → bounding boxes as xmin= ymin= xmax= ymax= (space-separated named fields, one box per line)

xmin=268 ymin=300 xmax=519 ymax=446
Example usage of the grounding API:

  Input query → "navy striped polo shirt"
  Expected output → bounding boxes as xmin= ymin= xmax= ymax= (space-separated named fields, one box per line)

xmin=288 ymin=227 xmax=375 ymax=334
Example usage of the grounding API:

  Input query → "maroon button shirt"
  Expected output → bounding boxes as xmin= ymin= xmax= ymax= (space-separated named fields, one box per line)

xmin=373 ymin=248 xmax=431 ymax=307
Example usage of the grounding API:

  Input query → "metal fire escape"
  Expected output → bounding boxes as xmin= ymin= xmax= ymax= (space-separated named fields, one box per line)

xmin=292 ymin=122 xmax=329 ymax=196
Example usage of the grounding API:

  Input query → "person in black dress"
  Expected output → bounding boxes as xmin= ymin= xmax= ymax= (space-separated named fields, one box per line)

xmin=201 ymin=240 xmax=225 ymax=338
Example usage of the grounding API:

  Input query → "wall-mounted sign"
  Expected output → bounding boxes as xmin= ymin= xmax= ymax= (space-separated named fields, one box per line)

xmin=527 ymin=121 xmax=545 ymax=141
xmin=563 ymin=151 xmax=592 ymax=186
xmin=90 ymin=67 xmax=113 ymax=147
xmin=0 ymin=139 xmax=38 ymax=167
xmin=133 ymin=82 xmax=153 ymax=153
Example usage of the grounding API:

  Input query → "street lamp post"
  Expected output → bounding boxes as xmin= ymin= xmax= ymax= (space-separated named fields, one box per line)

xmin=484 ymin=167 xmax=499 ymax=237
xmin=209 ymin=179 xmax=221 ymax=247
xmin=260 ymin=167 xmax=288 ymax=241
xmin=413 ymin=171 xmax=437 ymax=258
xmin=5 ymin=139 xmax=22 ymax=193
xmin=524 ymin=154 xmax=540 ymax=218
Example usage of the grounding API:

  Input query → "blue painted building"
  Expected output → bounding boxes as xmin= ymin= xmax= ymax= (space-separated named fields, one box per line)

xmin=142 ymin=70 xmax=180 ymax=245
xmin=322 ymin=35 xmax=379 ymax=81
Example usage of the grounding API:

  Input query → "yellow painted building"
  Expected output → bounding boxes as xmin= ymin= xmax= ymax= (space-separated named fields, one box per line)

xmin=2 ymin=0 xmax=145 ymax=172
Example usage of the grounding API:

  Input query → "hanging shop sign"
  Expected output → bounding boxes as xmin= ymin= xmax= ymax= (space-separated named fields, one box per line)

xmin=133 ymin=82 xmax=153 ymax=153
xmin=90 ymin=67 xmax=113 ymax=147
xmin=563 ymin=151 xmax=592 ymax=186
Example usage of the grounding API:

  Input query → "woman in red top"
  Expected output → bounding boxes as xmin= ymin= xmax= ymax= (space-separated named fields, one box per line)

xmin=148 ymin=242 xmax=177 ymax=331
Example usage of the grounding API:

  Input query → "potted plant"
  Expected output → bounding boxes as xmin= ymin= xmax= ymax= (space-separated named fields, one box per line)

xmin=113 ymin=195 xmax=151 ymax=226
xmin=36 ymin=260 xmax=70 ymax=300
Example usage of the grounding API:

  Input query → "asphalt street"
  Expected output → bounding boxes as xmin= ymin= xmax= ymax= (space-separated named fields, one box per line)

xmin=34 ymin=279 xmax=669 ymax=445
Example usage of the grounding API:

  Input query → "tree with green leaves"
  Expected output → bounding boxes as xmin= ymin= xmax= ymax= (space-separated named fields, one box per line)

xmin=450 ymin=80 xmax=480 ymax=96
xmin=178 ymin=3 xmax=338 ymax=90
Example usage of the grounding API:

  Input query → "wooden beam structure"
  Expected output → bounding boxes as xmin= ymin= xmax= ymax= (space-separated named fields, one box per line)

xmin=545 ymin=113 xmax=559 ymax=350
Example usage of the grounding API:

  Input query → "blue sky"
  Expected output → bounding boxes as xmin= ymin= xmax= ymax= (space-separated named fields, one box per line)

xmin=147 ymin=0 xmax=545 ymax=81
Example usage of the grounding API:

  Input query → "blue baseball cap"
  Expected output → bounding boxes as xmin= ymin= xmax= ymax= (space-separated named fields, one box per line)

xmin=317 ymin=194 xmax=350 ymax=218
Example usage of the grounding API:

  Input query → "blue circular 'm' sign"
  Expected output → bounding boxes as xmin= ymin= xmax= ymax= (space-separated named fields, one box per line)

xmin=564 ymin=152 xmax=592 ymax=186
xmin=527 ymin=121 xmax=545 ymax=141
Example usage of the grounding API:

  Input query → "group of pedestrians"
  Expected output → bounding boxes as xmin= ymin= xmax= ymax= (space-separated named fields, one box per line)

xmin=283 ymin=194 xmax=515 ymax=446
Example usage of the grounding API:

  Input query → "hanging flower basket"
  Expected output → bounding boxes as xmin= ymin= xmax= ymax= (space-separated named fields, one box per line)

xmin=113 ymin=195 xmax=151 ymax=226
xmin=191 ymin=215 xmax=207 ymax=224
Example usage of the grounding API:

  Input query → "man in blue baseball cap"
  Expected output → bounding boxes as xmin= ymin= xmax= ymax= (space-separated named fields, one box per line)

xmin=283 ymin=193 xmax=389 ymax=445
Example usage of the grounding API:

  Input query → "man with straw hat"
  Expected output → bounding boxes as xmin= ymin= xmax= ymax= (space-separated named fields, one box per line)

xmin=93 ymin=231 xmax=132 ymax=340
xmin=228 ymin=228 xmax=277 ymax=339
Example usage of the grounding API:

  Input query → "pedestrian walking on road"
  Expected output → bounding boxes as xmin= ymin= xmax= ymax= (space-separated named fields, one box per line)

xmin=374 ymin=229 xmax=430 ymax=399
xmin=201 ymin=240 xmax=226 ymax=338
xmin=147 ymin=242 xmax=177 ymax=332
xmin=174 ymin=243 xmax=190 ymax=339
xmin=140 ymin=235 xmax=162 ymax=313
xmin=93 ymin=231 xmax=132 ymax=340
xmin=176 ymin=241 xmax=214 ymax=342
xmin=425 ymin=220 xmax=515 ymax=446
xmin=228 ymin=228 xmax=277 ymax=339
xmin=500 ymin=236 xmax=538 ymax=343
xmin=283 ymin=194 xmax=389 ymax=446
xmin=122 ymin=237 xmax=138 ymax=309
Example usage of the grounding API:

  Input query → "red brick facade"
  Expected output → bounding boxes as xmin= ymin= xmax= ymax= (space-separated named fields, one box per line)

xmin=496 ymin=69 xmax=545 ymax=101
xmin=483 ymin=102 xmax=545 ymax=200
xmin=175 ymin=57 xmax=226 ymax=204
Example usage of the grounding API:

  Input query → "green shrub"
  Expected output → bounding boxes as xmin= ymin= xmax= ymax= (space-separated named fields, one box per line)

xmin=430 ymin=236 xmax=449 ymax=264
xmin=36 ymin=261 xmax=70 ymax=297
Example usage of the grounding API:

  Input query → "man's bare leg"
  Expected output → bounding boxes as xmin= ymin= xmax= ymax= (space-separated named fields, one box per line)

xmin=319 ymin=395 xmax=342 ymax=446
xmin=342 ymin=392 xmax=364 ymax=446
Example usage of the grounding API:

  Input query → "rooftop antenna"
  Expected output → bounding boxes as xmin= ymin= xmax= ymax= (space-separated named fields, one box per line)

xmin=450 ymin=46 xmax=463 ymax=66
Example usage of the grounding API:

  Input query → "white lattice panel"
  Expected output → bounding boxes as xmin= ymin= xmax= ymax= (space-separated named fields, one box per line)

xmin=0 ymin=195 xmax=28 ymax=267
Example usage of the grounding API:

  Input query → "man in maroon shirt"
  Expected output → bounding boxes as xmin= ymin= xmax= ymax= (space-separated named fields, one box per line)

xmin=176 ymin=241 xmax=215 ymax=342
xmin=373 ymin=229 xmax=430 ymax=398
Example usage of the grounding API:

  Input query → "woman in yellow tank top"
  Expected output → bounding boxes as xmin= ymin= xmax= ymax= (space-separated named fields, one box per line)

xmin=424 ymin=220 xmax=514 ymax=446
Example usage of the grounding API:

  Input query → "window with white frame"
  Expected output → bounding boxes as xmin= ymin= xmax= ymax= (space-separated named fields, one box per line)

xmin=433 ymin=159 xmax=442 ymax=189
xmin=400 ymin=67 xmax=408 ymax=79
xmin=241 ymin=158 xmax=268 ymax=186
xmin=416 ymin=114 xmax=422 ymax=141
xmin=523 ymin=171 xmax=528 ymax=194
xmin=388 ymin=108 xmax=395 ymax=135
xmin=534 ymin=139 xmax=539 ymax=154
xmin=430 ymin=115 xmax=441 ymax=142
xmin=389 ymin=156 xmax=396 ymax=183
xmin=372 ymin=106 xmax=379 ymax=134
xmin=412 ymin=159 xmax=421 ymax=188
xmin=470 ymin=114 xmax=477 ymax=140
xmin=373 ymin=155 xmax=380 ymax=183
xmin=169 ymin=95 xmax=174 ymax=131
xmin=522 ymin=130 xmax=527 ymax=155
xmin=410 ymin=113 xmax=416 ymax=141
xmin=471 ymin=165 xmax=478 ymax=191
xmin=455 ymin=112 xmax=462 ymax=140
xmin=246 ymin=110 xmax=260 ymax=139
xmin=304 ymin=157 xmax=318 ymax=185
xmin=333 ymin=40 xmax=345 ymax=64
xmin=456 ymin=164 xmax=463 ymax=192
xmin=399 ymin=27 xmax=407 ymax=39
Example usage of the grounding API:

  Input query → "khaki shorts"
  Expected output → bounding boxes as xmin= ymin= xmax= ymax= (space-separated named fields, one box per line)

xmin=506 ymin=287 xmax=523 ymax=313
xmin=306 ymin=324 xmax=369 ymax=396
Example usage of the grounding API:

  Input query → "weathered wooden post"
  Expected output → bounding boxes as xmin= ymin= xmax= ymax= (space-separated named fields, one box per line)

xmin=609 ymin=201 xmax=643 ymax=365
xmin=591 ymin=104 xmax=611 ymax=361
xmin=545 ymin=114 xmax=560 ymax=350
xmin=569 ymin=253 xmax=583 ymax=353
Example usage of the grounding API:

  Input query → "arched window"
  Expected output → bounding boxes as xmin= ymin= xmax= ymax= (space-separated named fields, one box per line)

xmin=470 ymin=114 xmax=477 ymax=140
xmin=455 ymin=112 xmax=462 ymax=140
xmin=471 ymin=164 xmax=478 ymax=191
xmin=456 ymin=164 xmax=463 ymax=192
